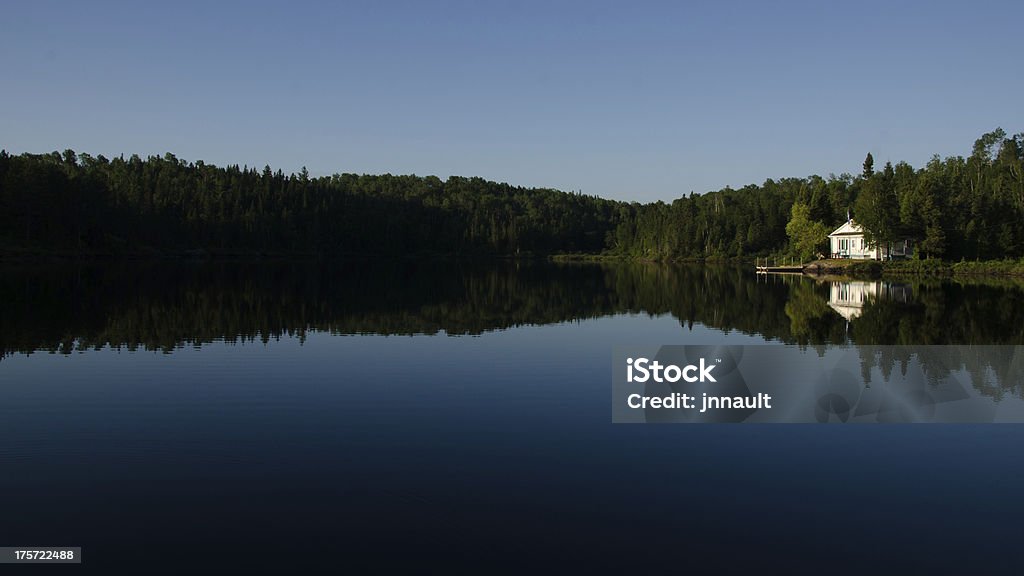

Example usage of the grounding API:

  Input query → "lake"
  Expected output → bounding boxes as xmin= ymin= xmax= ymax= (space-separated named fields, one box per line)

xmin=2 ymin=260 xmax=1023 ymax=573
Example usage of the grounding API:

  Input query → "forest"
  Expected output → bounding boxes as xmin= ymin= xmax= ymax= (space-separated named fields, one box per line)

xmin=0 ymin=129 xmax=1021 ymax=260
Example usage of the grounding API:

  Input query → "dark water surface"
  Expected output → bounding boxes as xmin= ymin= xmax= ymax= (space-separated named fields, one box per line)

xmin=2 ymin=261 xmax=1023 ymax=574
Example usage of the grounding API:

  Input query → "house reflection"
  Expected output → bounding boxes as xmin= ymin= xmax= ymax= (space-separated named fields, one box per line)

xmin=828 ymin=281 xmax=912 ymax=320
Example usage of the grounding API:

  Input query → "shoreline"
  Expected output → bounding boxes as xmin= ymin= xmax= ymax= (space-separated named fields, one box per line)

xmin=4 ymin=249 xmax=1024 ymax=279
xmin=801 ymin=258 xmax=1024 ymax=279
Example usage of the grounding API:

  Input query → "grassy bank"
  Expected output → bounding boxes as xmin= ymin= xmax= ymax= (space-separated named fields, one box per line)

xmin=549 ymin=253 xmax=748 ymax=263
xmin=801 ymin=258 xmax=1024 ymax=279
xmin=801 ymin=259 xmax=882 ymax=278
xmin=885 ymin=258 xmax=1024 ymax=277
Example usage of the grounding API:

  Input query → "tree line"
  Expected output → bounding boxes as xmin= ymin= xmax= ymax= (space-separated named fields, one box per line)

xmin=851 ymin=129 xmax=1024 ymax=260
xmin=0 ymin=129 xmax=1020 ymax=259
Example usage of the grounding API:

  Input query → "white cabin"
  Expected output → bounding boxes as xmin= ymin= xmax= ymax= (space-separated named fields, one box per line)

xmin=828 ymin=220 xmax=911 ymax=260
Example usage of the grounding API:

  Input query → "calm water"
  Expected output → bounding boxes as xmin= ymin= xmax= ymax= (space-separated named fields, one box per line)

xmin=2 ymin=261 xmax=1023 ymax=573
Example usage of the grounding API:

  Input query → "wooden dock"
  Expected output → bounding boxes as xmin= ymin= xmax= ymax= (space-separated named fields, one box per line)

xmin=755 ymin=258 xmax=805 ymax=274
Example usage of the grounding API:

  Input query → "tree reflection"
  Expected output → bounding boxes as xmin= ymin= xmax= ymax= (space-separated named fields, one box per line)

xmin=3 ymin=261 xmax=1024 ymax=398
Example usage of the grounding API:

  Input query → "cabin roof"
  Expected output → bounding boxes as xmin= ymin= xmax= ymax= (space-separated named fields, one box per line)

xmin=829 ymin=220 xmax=863 ymax=237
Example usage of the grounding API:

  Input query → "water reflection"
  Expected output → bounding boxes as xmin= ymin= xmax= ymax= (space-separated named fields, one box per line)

xmin=827 ymin=280 xmax=912 ymax=321
xmin=2 ymin=260 xmax=1023 ymax=363
xmin=794 ymin=277 xmax=1024 ymax=402
xmin=848 ymin=344 xmax=1024 ymax=402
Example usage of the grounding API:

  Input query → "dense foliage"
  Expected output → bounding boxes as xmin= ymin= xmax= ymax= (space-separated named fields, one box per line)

xmin=0 ymin=129 xmax=1020 ymax=259
xmin=851 ymin=129 xmax=1024 ymax=260
xmin=0 ymin=152 xmax=619 ymax=256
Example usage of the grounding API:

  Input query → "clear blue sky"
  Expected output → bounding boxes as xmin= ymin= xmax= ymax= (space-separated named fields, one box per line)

xmin=2 ymin=1 xmax=1021 ymax=202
